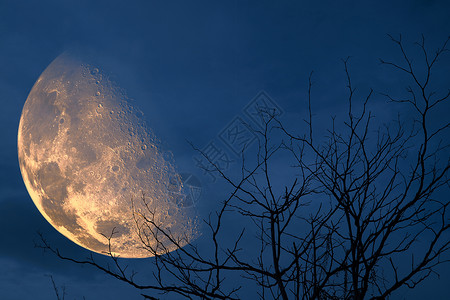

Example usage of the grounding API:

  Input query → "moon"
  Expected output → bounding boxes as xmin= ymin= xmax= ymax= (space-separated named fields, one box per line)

xmin=17 ymin=53 xmax=199 ymax=258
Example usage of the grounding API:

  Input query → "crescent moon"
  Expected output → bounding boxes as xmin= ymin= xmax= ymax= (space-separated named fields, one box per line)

xmin=17 ymin=53 xmax=199 ymax=258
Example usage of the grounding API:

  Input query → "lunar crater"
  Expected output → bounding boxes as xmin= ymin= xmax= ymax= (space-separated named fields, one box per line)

xmin=18 ymin=53 xmax=199 ymax=258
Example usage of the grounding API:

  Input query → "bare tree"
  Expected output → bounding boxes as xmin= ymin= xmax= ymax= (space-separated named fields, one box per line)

xmin=47 ymin=275 xmax=67 ymax=300
xmin=38 ymin=35 xmax=450 ymax=300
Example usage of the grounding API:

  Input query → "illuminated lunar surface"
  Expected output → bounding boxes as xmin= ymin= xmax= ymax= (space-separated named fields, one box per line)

xmin=17 ymin=53 xmax=199 ymax=258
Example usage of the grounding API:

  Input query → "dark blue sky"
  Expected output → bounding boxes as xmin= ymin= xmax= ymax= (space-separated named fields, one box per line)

xmin=1 ymin=0 xmax=449 ymax=299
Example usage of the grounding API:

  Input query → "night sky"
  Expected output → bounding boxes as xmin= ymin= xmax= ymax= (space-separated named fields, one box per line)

xmin=1 ymin=1 xmax=449 ymax=299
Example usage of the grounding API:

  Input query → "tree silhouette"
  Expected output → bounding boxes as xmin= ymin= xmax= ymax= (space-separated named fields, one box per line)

xmin=38 ymin=35 xmax=450 ymax=300
xmin=47 ymin=275 xmax=67 ymax=300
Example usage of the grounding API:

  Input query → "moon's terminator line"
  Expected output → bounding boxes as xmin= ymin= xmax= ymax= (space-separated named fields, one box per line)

xmin=18 ymin=53 xmax=198 ymax=258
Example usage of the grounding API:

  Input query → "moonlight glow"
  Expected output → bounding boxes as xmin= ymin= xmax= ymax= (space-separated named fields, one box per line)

xmin=17 ymin=53 xmax=198 ymax=258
